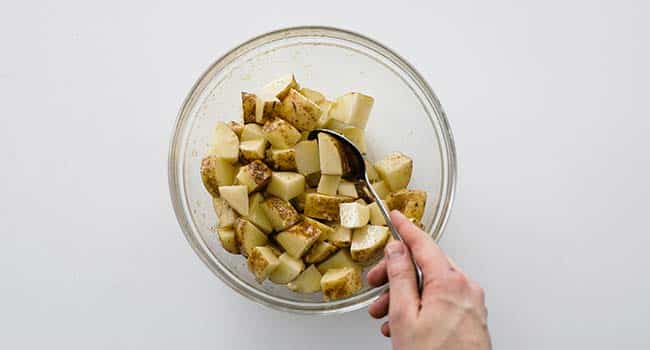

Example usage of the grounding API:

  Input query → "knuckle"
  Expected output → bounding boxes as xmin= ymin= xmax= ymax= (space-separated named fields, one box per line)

xmin=387 ymin=261 xmax=413 ymax=281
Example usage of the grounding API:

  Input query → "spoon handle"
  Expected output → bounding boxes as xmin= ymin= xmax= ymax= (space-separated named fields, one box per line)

xmin=364 ymin=178 xmax=424 ymax=295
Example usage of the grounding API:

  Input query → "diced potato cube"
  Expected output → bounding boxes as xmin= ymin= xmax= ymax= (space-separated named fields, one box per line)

xmin=241 ymin=92 xmax=257 ymax=124
xmin=328 ymin=225 xmax=352 ymax=247
xmin=261 ymin=196 xmax=300 ymax=231
xmin=371 ymin=181 xmax=390 ymax=200
xmin=255 ymin=98 xmax=282 ymax=124
xmin=235 ymin=160 xmax=272 ymax=193
xmin=340 ymin=126 xmax=366 ymax=153
xmin=212 ymin=197 xmax=238 ymax=228
xmin=200 ymin=156 xmax=236 ymax=197
xmin=317 ymin=249 xmax=361 ymax=274
xmin=240 ymin=123 xmax=266 ymax=141
xmin=265 ymin=148 xmax=297 ymax=171
xmin=269 ymin=253 xmax=305 ymax=284
xmin=246 ymin=193 xmax=273 ymax=234
xmin=303 ymin=193 xmax=354 ymax=221
xmin=339 ymin=202 xmax=370 ymax=229
xmin=321 ymin=117 xmax=350 ymax=132
xmin=239 ymin=139 xmax=267 ymax=162
xmin=208 ymin=122 xmax=240 ymax=163
xmin=275 ymin=220 xmax=324 ymax=258
xmin=259 ymin=74 xmax=299 ymax=100
xmin=287 ymin=265 xmax=322 ymax=293
xmin=317 ymin=174 xmax=341 ymax=195
xmin=328 ymin=92 xmax=374 ymax=129
xmin=317 ymin=100 xmax=334 ymax=127
xmin=367 ymin=201 xmax=387 ymax=226
xmin=262 ymin=119 xmax=301 ymax=149
xmin=291 ymin=188 xmax=315 ymax=212
xmin=351 ymin=225 xmax=390 ymax=263
xmin=298 ymin=88 xmax=326 ymax=104
xmin=304 ymin=218 xmax=335 ymax=242
xmin=320 ymin=267 xmax=362 ymax=301
xmin=217 ymin=228 xmax=239 ymax=254
xmin=234 ymin=218 xmax=268 ymax=256
xmin=375 ymin=152 xmax=413 ymax=192
xmin=305 ymin=240 xmax=338 ymax=264
xmin=337 ymin=181 xmax=358 ymax=198
xmin=227 ymin=121 xmax=244 ymax=137
xmin=279 ymin=89 xmax=322 ymax=131
xmin=218 ymin=185 xmax=249 ymax=216
xmin=266 ymin=172 xmax=305 ymax=201
xmin=318 ymin=133 xmax=344 ymax=175
xmin=366 ymin=160 xmax=380 ymax=182
xmin=247 ymin=246 xmax=280 ymax=282
xmin=294 ymin=140 xmax=320 ymax=175
xmin=385 ymin=189 xmax=427 ymax=221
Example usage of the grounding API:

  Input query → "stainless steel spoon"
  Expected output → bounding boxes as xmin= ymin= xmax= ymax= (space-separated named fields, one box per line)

xmin=308 ymin=128 xmax=424 ymax=294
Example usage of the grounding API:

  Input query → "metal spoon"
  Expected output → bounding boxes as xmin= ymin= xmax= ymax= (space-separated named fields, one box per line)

xmin=308 ymin=128 xmax=424 ymax=294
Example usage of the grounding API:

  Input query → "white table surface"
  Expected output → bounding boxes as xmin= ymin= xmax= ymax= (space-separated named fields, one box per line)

xmin=2 ymin=1 xmax=649 ymax=349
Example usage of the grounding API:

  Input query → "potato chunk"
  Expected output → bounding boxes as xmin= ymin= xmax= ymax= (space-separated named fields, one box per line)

xmin=269 ymin=253 xmax=305 ymax=284
xmin=320 ymin=267 xmax=362 ymax=301
xmin=266 ymin=172 xmax=305 ymax=201
xmin=239 ymin=139 xmax=267 ymax=162
xmin=240 ymin=123 xmax=266 ymax=141
xmin=317 ymin=249 xmax=361 ymax=274
xmin=259 ymin=74 xmax=299 ymax=100
xmin=305 ymin=240 xmax=338 ymax=264
xmin=339 ymin=202 xmax=370 ymax=229
xmin=291 ymin=188 xmax=315 ymax=212
xmin=279 ymin=89 xmax=322 ymax=131
xmin=340 ymin=126 xmax=366 ymax=153
xmin=275 ymin=220 xmax=324 ymax=258
xmin=208 ymin=122 xmax=240 ymax=163
xmin=351 ymin=225 xmax=390 ymax=263
xmin=247 ymin=246 xmax=280 ymax=282
xmin=328 ymin=92 xmax=374 ymax=129
xmin=375 ymin=152 xmax=413 ymax=192
xmin=261 ymin=196 xmax=300 ymax=231
xmin=227 ymin=121 xmax=244 ymax=137
xmin=218 ymin=185 xmax=249 ymax=216
xmin=328 ymin=225 xmax=352 ymax=247
xmin=262 ymin=118 xmax=301 ymax=149
xmin=234 ymin=218 xmax=268 ymax=256
xmin=294 ymin=140 xmax=320 ymax=175
xmin=265 ymin=148 xmax=297 ymax=171
xmin=385 ymin=189 xmax=427 ymax=221
xmin=235 ymin=160 xmax=272 ymax=193
xmin=317 ymin=174 xmax=341 ymax=195
xmin=371 ymin=181 xmax=390 ymax=200
xmin=201 ymin=156 xmax=236 ymax=197
xmin=367 ymin=201 xmax=387 ymax=226
xmin=246 ymin=193 xmax=273 ymax=234
xmin=298 ymin=88 xmax=326 ymax=104
xmin=217 ymin=228 xmax=239 ymax=254
xmin=337 ymin=181 xmax=358 ymax=198
xmin=212 ymin=197 xmax=238 ymax=228
xmin=318 ymin=133 xmax=344 ymax=175
xmin=303 ymin=193 xmax=353 ymax=221
xmin=241 ymin=92 xmax=257 ymax=124
xmin=287 ymin=265 xmax=322 ymax=293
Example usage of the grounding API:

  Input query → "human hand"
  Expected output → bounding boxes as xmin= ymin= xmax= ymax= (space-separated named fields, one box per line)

xmin=367 ymin=211 xmax=491 ymax=349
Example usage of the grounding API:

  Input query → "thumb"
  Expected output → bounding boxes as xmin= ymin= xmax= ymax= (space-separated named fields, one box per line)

xmin=385 ymin=241 xmax=419 ymax=327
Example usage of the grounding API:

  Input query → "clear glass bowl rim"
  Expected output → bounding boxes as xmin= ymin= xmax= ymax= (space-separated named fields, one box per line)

xmin=168 ymin=26 xmax=458 ymax=315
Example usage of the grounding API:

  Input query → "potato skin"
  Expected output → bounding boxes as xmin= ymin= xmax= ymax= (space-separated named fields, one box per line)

xmin=385 ymin=189 xmax=427 ymax=221
xmin=265 ymin=148 xmax=297 ymax=171
xmin=304 ymin=193 xmax=354 ymax=221
xmin=241 ymin=92 xmax=257 ymax=123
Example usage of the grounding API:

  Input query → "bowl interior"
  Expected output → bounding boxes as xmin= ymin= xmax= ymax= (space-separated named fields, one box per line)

xmin=170 ymin=27 xmax=455 ymax=314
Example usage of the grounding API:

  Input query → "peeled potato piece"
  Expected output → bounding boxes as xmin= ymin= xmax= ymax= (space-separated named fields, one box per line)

xmin=305 ymin=240 xmax=338 ymax=264
xmin=275 ymin=220 xmax=324 ymax=258
xmin=320 ymin=267 xmax=362 ymax=301
xmin=218 ymin=185 xmax=249 ymax=216
xmin=269 ymin=253 xmax=305 ymax=284
xmin=294 ymin=140 xmax=320 ymax=175
xmin=200 ymin=156 xmax=236 ymax=197
xmin=287 ymin=265 xmax=322 ymax=293
xmin=339 ymin=202 xmax=370 ymax=229
xmin=217 ymin=228 xmax=239 ymax=254
xmin=246 ymin=193 xmax=273 ymax=234
xmin=234 ymin=218 xmax=268 ymax=257
xmin=375 ymin=152 xmax=413 ymax=192
xmin=328 ymin=92 xmax=374 ymax=129
xmin=266 ymin=172 xmax=305 ymax=201
xmin=350 ymin=225 xmax=390 ymax=263
xmin=208 ymin=122 xmax=240 ymax=163
xmin=317 ymin=249 xmax=362 ymax=274
xmin=212 ymin=197 xmax=238 ymax=228
xmin=328 ymin=225 xmax=352 ymax=247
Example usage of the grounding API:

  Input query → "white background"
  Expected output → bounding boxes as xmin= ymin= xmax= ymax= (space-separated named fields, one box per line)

xmin=1 ymin=1 xmax=649 ymax=349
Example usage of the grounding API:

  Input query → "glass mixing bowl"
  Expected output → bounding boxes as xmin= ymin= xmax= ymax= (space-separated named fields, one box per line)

xmin=168 ymin=26 xmax=457 ymax=314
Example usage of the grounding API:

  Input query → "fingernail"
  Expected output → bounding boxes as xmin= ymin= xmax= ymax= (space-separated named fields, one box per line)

xmin=385 ymin=241 xmax=404 ymax=259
